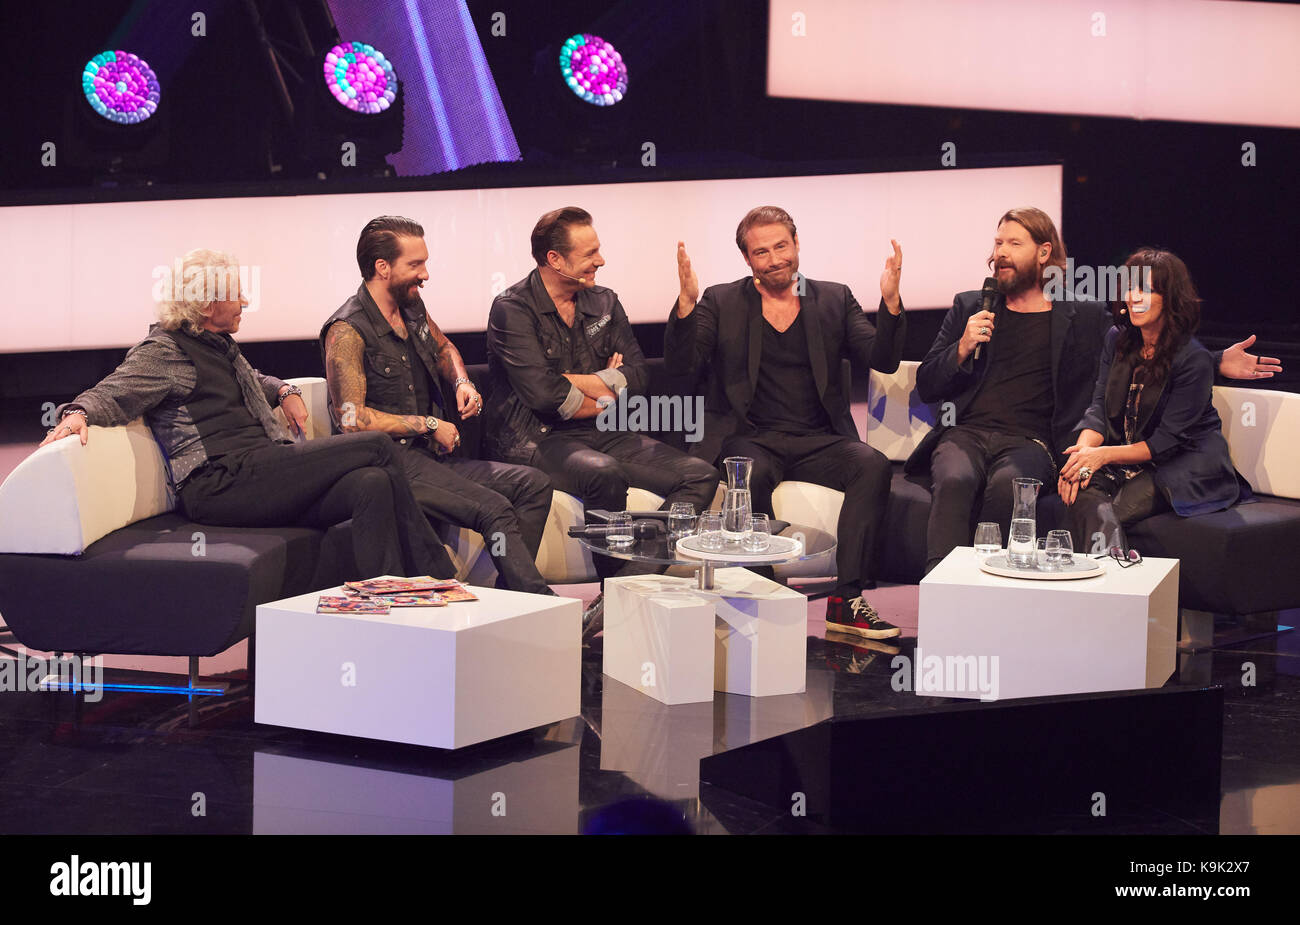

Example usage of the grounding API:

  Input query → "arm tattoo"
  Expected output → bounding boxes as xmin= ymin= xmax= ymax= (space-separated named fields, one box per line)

xmin=325 ymin=322 xmax=423 ymax=434
xmin=425 ymin=313 xmax=467 ymax=383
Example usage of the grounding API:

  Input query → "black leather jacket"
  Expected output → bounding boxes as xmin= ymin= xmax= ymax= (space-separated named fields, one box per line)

xmin=484 ymin=269 xmax=648 ymax=463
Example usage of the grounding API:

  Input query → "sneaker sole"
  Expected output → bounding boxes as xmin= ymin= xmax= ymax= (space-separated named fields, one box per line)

xmin=825 ymin=619 xmax=902 ymax=640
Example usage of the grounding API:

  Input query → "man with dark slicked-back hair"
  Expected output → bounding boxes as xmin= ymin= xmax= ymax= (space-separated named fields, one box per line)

xmin=321 ymin=216 xmax=556 ymax=596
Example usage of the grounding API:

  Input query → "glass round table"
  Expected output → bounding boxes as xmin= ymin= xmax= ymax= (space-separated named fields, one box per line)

xmin=575 ymin=524 xmax=836 ymax=590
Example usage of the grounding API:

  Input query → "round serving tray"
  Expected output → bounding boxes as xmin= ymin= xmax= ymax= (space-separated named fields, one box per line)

xmin=978 ymin=553 xmax=1105 ymax=580
xmin=674 ymin=532 xmax=804 ymax=564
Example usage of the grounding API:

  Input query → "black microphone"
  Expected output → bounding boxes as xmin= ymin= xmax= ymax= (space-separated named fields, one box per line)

xmin=974 ymin=276 xmax=998 ymax=360
xmin=568 ymin=520 xmax=665 ymax=539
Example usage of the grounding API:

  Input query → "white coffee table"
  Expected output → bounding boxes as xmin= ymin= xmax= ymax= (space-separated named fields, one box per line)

xmin=581 ymin=526 xmax=836 ymax=706
xmin=918 ymin=547 xmax=1179 ymax=701
xmin=254 ymin=581 xmax=582 ymax=749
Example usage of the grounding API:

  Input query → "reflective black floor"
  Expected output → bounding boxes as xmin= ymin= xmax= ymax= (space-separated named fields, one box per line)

xmin=0 ymin=623 xmax=1295 ymax=835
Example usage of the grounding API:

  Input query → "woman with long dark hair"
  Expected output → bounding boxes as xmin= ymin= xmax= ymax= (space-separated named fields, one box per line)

xmin=1058 ymin=248 xmax=1251 ymax=552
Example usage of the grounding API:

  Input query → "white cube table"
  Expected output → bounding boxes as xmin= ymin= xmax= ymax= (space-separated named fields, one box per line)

xmin=255 ymin=582 xmax=581 ymax=749
xmin=603 ymin=569 xmax=807 ymax=705
xmin=918 ymin=547 xmax=1178 ymax=701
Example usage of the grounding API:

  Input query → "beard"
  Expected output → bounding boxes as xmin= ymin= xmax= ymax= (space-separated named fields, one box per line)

xmin=994 ymin=260 xmax=1038 ymax=295
xmin=390 ymin=276 xmax=423 ymax=311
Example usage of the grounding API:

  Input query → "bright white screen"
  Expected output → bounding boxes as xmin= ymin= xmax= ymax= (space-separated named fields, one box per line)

xmin=768 ymin=0 xmax=1300 ymax=128
xmin=0 ymin=165 xmax=1062 ymax=352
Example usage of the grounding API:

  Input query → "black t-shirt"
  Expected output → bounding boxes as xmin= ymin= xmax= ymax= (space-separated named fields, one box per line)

xmin=749 ymin=313 xmax=834 ymax=435
xmin=961 ymin=308 xmax=1053 ymax=442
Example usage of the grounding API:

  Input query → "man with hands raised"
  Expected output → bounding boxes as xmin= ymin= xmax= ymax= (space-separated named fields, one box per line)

xmin=666 ymin=206 xmax=907 ymax=639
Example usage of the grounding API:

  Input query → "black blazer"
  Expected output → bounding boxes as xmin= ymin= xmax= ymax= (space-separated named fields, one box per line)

xmin=1076 ymin=327 xmax=1250 ymax=516
xmin=905 ymin=289 xmax=1112 ymax=475
xmin=664 ymin=275 xmax=906 ymax=464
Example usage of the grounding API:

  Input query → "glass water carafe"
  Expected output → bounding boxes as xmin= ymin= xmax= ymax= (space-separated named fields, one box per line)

xmin=1007 ymin=477 xmax=1042 ymax=568
xmin=720 ymin=457 xmax=754 ymax=547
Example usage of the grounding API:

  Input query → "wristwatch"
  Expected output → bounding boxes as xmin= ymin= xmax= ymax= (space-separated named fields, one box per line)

xmin=424 ymin=416 xmax=439 ymax=433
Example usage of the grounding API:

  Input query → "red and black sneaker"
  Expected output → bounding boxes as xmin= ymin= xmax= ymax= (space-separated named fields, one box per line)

xmin=825 ymin=595 xmax=901 ymax=639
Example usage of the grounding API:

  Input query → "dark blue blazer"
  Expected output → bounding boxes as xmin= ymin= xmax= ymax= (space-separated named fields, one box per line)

xmin=1076 ymin=327 xmax=1250 ymax=516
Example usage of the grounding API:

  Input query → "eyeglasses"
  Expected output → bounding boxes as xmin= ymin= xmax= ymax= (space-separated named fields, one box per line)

xmin=1108 ymin=546 xmax=1143 ymax=568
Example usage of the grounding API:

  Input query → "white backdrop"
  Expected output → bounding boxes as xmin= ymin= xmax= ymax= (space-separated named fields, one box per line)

xmin=0 ymin=165 xmax=1061 ymax=352
xmin=768 ymin=0 xmax=1300 ymax=128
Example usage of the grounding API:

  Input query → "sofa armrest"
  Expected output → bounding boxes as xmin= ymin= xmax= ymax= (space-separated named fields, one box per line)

xmin=282 ymin=377 xmax=333 ymax=441
xmin=0 ymin=420 xmax=174 ymax=554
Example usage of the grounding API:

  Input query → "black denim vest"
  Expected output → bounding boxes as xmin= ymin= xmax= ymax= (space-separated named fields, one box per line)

xmin=320 ymin=284 xmax=444 ymax=430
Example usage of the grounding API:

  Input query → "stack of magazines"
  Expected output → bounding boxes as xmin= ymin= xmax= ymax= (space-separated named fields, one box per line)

xmin=316 ymin=577 xmax=479 ymax=614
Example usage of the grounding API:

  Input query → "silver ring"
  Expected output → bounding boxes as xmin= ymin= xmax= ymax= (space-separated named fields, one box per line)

xmin=1079 ymin=466 xmax=1093 ymax=480
xmin=981 ymin=327 xmax=990 ymax=336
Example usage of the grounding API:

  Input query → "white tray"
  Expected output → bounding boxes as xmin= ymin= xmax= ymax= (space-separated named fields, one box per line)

xmin=978 ymin=553 xmax=1105 ymax=580
xmin=674 ymin=532 xmax=804 ymax=564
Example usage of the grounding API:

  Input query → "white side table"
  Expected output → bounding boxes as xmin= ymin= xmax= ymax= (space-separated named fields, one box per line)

xmin=255 ymin=582 xmax=581 ymax=749
xmin=918 ymin=547 xmax=1179 ymax=700
xmin=603 ymin=569 xmax=807 ymax=705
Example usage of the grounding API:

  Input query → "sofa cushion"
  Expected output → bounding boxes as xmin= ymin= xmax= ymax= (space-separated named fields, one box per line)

xmin=0 ymin=513 xmax=333 ymax=656
xmin=1127 ymin=497 xmax=1300 ymax=615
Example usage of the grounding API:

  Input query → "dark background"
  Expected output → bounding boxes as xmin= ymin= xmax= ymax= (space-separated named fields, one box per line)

xmin=1 ymin=0 xmax=1297 ymax=419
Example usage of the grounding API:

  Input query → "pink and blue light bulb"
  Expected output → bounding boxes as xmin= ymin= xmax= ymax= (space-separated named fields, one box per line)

xmin=82 ymin=51 xmax=160 ymax=125
xmin=323 ymin=41 xmax=398 ymax=114
xmin=559 ymin=33 xmax=627 ymax=107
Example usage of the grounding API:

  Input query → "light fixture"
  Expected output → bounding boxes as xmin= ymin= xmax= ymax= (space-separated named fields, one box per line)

xmin=559 ymin=33 xmax=627 ymax=107
xmin=323 ymin=41 xmax=398 ymax=114
xmin=82 ymin=50 xmax=160 ymax=124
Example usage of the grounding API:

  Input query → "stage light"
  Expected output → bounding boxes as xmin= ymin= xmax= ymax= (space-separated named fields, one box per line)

xmin=323 ymin=41 xmax=398 ymax=114
xmin=559 ymin=33 xmax=627 ymax=107
xmin=81 ymin=50 xmax=160 ymax=125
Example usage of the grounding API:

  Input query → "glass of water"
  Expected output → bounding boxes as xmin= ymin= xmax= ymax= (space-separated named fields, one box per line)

xmin=668 ymin=502 xmax=695 ymax=538
xmin=1046 ymin=530 xmax=1074 ymax=568
xmin=973 ymin=522 xmax=1002 ymax=562
xmin=743 ymin=513 xmax=771 ymax=552
xmin=606 ymin=511 xmax=634 ymax=549
xmin=697 ymin=512 xmax=723 ymax=550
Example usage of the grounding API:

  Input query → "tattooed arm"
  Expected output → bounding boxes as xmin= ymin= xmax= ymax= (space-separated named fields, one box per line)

xmin=423 ymin=314 xmax=469 ymax=384
xmin=324 ymin=321 xmax=428 ymax=435
xmin=424 ymin=313 xmax=485 ymax=420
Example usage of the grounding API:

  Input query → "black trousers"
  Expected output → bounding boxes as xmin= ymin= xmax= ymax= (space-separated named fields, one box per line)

xmin=1067 ymin=468 xmax=1169 ymax=554
xmin=721 ymin=430 xmax=892 ymax=593
xmin=926 ymin=425 xmax=1057 ymax=573
xmin=531 ymin=428 xmax=719 ymax=578
xmin=397 ymin=441 xmax=554 ymax=595
xmin=178 ymin=431 xmax=454 ymax=580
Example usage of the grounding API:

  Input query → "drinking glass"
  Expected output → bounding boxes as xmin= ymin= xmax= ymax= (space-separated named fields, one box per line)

xmin=1035 ymin=537 xmax=1053 ymax=570
xmin=973 ymin=522 xmax=1002 ymax=562
xmin=1046 ymin=530 xmax=1074 ymax=568
xmin=697 ymin=512 xmax=723 ymax=550
xmin=606 ymin=512 xmax=634 ymax=548
xmin=743 ymin=513 xmax=771 ymax=552
xmin=668 ymin=502 xmax=696 ymax=537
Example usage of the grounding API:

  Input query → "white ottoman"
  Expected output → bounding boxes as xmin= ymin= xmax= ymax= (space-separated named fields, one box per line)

xmin=603 ymin=569 xmax=807 ymax=705
xmin=918 ymin=548 xmax=1179 ymax=701
xmin=254 ymin=583 xmax=581 ymax=749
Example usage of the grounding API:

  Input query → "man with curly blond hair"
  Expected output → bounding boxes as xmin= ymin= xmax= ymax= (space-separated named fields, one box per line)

xmin=42 ymin=248 xmax=452 ymax=580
